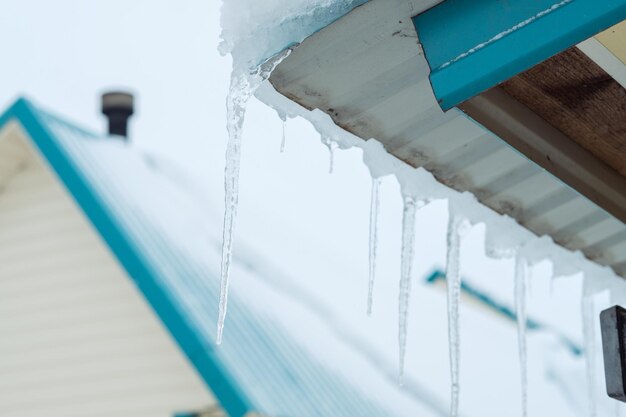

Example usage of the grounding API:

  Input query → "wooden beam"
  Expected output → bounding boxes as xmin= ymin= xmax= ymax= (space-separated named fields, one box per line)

xmin=460 ymin=87 xmax=626 ymax=225
xmin=499 ymin=47 xmax=626 ymax=178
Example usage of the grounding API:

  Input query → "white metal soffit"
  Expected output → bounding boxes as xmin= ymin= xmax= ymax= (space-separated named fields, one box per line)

xmin=269 ymin=0 xmax=626 ymax=278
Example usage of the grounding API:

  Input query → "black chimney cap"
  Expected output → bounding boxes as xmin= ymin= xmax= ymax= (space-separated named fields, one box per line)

xmin=101 ymin=91 xmax=134 ymax=138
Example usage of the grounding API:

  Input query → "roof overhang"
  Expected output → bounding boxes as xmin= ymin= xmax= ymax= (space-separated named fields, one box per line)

xmin=268 ymin=0 xmax=626 ymax=277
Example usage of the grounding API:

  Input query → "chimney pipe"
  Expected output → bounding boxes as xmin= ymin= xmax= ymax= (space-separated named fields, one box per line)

xmin=101 ymin=92 xmax=134 ymax=138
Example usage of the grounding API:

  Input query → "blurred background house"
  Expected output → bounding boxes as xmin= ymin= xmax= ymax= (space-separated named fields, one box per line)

xmin=0 ymin=96 xmax=611 ymax=417
xmin=0 ymin=97 xmax=399 ymax=417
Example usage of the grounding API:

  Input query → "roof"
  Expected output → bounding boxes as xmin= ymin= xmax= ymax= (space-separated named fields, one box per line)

xmin=0 ymin=97 xmax=395 ymax=417
xmin=424 ymin=270 xmax=582 ymax=356
xmin=267 ymin=0 xmax=626 ymax=278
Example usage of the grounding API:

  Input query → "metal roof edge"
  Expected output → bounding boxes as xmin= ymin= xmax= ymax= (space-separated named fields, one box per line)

xmin=0 ymin=98 xmax=255 ymax=417
xmin=414 ymin=0 xmax=626 ymax=110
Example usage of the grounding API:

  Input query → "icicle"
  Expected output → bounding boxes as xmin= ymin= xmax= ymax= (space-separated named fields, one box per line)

xmin=218 ymin=71 xmax=251 ymax=344
xmin=320 ymin=135 xmax=336 ymax=173
xmin=514 ymin=253 xmax=528 ymax=417
xmin=582 ymin=278 xmax=597 ymax=417
xmin=446 ymin=214 xmax=464 ymax=417
xmin=218 ymin=50 xmax=291 ymax=344
xmin=398 ymin=196 xmax=418 ymax=381
xmin=367 ymin=178 xmax=381 ymax=315
xmin=280 ymin=115 xmax=287 ymax=153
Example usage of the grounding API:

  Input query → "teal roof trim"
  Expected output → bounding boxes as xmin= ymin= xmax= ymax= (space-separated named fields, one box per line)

xmin=0 ymin=98 xmax=251 ymax=417
xmin=414 ymin=0 xmax=626 ymax=109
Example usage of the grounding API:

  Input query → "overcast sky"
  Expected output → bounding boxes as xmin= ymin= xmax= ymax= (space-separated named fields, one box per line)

xmin=1 ymin=1 xmax=226 ymax=177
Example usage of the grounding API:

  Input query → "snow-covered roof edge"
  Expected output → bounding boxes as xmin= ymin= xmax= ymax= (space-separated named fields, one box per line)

xmin=254 ymin=81 xmax=623 ymax=289
xmin=216 ymin=3 xmax=626 ymax=413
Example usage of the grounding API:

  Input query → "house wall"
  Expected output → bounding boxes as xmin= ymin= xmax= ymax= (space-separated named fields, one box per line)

xmin=0 ymin=124 xmax=219 ymax=417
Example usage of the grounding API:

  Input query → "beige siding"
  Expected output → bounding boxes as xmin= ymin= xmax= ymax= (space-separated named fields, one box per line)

xmin=0 ymin=122 xmax=30 ymax=189
xmin=0 ymin=126 xmax=217 ymax=417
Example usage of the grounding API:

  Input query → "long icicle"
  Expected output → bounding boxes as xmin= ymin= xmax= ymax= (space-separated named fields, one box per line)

xmin=399 ymin=196 xmax=418 ymax=381
xmin=446 ymin=214 xmax=463 ymax=417
xmin=218 ymin=50 xmax=291 ymax=344
xmin=218 ymin=70 xmax=252 ymax=345
xmin=582 ymin=277 xmax=597 ymax=417
xmin=367 ymin=178 xmax=381 ymax=315
xmin=514 ymin=253 xmax=528 ymax=417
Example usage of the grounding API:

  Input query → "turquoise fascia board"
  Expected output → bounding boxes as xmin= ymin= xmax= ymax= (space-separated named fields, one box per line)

xmin=0 ymin=99 xmax=252 ymax=417
xmin=413 ymin=0 xmax=626 ymax=110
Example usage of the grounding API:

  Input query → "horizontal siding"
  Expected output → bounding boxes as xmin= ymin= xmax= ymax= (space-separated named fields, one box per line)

xmin=0 ymin=122 xmax=30 ymax=188
xmin=0 ymin=134 xmax=217 ymax=417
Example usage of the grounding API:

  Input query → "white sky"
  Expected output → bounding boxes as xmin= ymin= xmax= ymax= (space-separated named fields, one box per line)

xmin=0 ymin=2 xmax=619 ymax=416
xmin=0 ymin=0 xmax=227 ymax=180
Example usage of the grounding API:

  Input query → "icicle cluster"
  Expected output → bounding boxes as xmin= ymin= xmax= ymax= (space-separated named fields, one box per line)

xmin=220 ymin=8 xmax=626 ymax=416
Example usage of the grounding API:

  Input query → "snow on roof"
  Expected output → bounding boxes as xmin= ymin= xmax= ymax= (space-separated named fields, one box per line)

xmin=0 ymin=98 xmax=410 ymax=417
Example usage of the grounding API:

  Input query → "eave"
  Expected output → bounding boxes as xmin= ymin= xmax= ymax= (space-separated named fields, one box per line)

xmin=268 ymin=0 xmax=626 ymax=277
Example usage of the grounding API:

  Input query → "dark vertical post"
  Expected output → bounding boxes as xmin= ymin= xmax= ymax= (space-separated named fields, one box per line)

xmin=600 ymin=305 xmax=626 ymax=402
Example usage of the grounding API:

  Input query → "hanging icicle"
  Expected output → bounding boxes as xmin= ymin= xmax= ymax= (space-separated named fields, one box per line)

xmin=582 ymin=277 xmax=597 ymax=417
xmin=398 ymin=196 xmax=418 ymax=381
xmin=446 ymin=213 xmax=464 ymax=417
xmin=320 ymin=134 xmax=338 ymax=174
xmin=219 ymin=70 xmax=252 ymax=345
xmin=367 ymin=177 xmax=382 ymax=316
xmin=514 ymin=253 xmax=528 ymax=417
xmin=329 ymin=142 xmax=336 ymax=173
xmin=280 ymin=115 xmax=287 ymax=153
xmin=218 ymin=50 xmax=291 ymax=344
